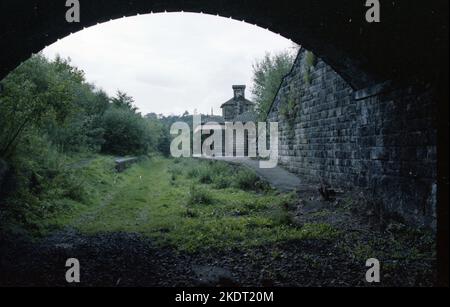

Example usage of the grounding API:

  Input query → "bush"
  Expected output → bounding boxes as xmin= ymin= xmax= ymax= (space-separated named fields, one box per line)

xmin=168 ymin=164 xmax=183 ymax=178
xmin=198 ymin=167 xmax=213 ymax=184
xmin=209 ymin=161 xmax=233 ymax=175
xmin=268 ymin=206 xmax=294 ymax=227
xmin=279 ymin=192 xmax=298 ymax=211
xmin=100 ymin=107 xmax=154 ymax=156
xmin=233 ymin=169 xmax=260 ymax=191
xmin=188 ymin=184 xmax=213 ymax=206
xmin=213 ymin=175 xmax=232 ymax=189
xmin=184 ymin=208 xmax=199 ymax=218
xmin=181 ymin=159 xmax=271 ymax=192
xmin=184 ymin=161 xmax=214 ymax=184
xmin=186 ymin=163 xmax=201 ymax=179
xmin=0 ymin=133 xmax=89 ymax=235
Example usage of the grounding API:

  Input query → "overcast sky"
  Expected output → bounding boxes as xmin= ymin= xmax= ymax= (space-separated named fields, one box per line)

xmin=42 ymin=12 xmax=294 ymax=116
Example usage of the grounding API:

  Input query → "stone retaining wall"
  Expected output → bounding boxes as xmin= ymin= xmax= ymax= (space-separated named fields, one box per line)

xmin=267 ymin=49 xmax=438 ymax=228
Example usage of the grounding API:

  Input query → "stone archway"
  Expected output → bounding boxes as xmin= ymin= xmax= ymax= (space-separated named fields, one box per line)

xmin=0 ymin=0 xmax=448 ymax=89
xmin=0 ymin=0 xmax=448 ymax=286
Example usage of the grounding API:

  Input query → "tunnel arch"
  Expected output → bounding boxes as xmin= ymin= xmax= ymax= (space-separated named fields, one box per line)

xmin=0 ymin=0 xmax=448 ymax=286
xmin=0 ymin=0 xmax=448 ymax=90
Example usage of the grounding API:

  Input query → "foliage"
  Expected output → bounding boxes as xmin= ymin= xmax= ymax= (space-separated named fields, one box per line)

xmin=0 ymin=133 xmax=89 ymax=236
xmin=234 ymin=169 xmax=269 ymax=192
xmin=181 ymin=159 xmax=270 ymax=193
xmin=0 ymin=55 xmax=72 ymax=158
xmin=111 ymin=91 xmax=137 ymax=112
xmin=0 ymin=54 xmax=172 ymax=235
xmin=44 ymin=157 xmax=338 ymax=252
xmin=0 ymin=49 xmax=348 ymax=256
xmin=303 ymin=51 xmax=316 ymax=85
xmin=100 ymin=106 xmax=154 ymax=156
xmin=305 ymin=51 xmax=317 ymax=69
xmin=268 ymin=205 xmax=295 ymax=226
xmin=188 ymin=184 xmax=213 ymax=205
xmin=213 ymin=174 xmax=233 ymax=189
xmin=280 ymin=86 xmax=302 ymax=140
xmin=280 ymin=89 xmax=299 ymax=120
xmin=1 ymin=53 xmax=171 ymax=159
xmin=251 ymin=48 xmax=298 ymax=120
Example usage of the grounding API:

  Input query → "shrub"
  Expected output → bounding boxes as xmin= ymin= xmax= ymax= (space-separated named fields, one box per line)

xmin=233 ymin=169 xmax=259 ymax=190
xmin=279 ymin=192 xmax=298 ymax=211
xmin=188 ymin=185 xmax=213 ymax=206
xmin=168 ymin=164 xmax=183 ymax=178
xmin=51 ymin=171 xmax=87 ymax=203
xmin=198 ymin=167 xmax=213 ymax=184
xmin=100 ymin=107 xmax=154 ymax=156
xmin=233 ymin=169 xmax=270 ymax=192
xmin=268 ymin=205 xmax=294 ymax=227
xmin=0 ymin=133 xmax=91 ymax=235
xmin=186 ymin=164 xmax=201 ymax=179
xmin=209 ymin=161 xmax=233 ymax=176
xmin=184 ymin=161 xmax=215 ymax=184
xmin=213 ymin=175 xmax=232 ymax=189
xmin=184 ymin=208 xmax=199 ymax=218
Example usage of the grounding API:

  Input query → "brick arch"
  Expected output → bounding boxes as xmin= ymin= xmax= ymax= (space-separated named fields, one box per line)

xmin=0 ymin=0 xmax=447 ymax=89
xmin=0 ymin=0 xmax=448 ymax=285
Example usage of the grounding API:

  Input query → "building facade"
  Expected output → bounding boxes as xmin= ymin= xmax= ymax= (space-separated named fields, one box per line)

xmin=220 ymin=85 xmax=256 ymax=122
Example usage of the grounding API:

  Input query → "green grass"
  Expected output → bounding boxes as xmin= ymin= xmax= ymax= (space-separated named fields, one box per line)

xmin=14 ymin=156 xmax=339 ymax=251
xmin=36 ymin=155 xmax=125 ymax=233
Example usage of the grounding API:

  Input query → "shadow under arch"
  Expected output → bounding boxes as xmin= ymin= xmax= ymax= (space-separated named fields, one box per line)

xmin=0 ymin=0 xmax=448 ymax=89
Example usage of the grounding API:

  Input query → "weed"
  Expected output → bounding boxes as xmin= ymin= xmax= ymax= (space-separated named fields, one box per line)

xmin=188 ymin=184 xmax=213 ymax=206
xmin=213 ymin=174 xmax=232 ymax=189
xmin=233 ymin=169 xmax=260 ymax=191
xmin=279 ymin=192 xmax=298 ymax=211
xmin=268 ymin=205 xmax=295 ymax=226
xmin=303 ymin=51 xmax=316 ymax=86
xmin=15 ymin=157 xmax=342 ymax=252
xmin=184 ymin=208 xmax=200 ymax=218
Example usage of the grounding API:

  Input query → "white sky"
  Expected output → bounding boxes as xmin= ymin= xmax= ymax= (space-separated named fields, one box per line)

xmin=42 ymin=12 xmax=294 ymax=116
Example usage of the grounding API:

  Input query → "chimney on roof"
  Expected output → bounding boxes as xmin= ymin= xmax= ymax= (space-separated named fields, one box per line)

xmin=233 ymin=85 xmax=246 ymax=99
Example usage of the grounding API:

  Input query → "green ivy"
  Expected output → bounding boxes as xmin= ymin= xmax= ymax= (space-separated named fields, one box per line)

xmin=280 ymin=87 xmax=301 ymax=139
xmin=303 ymin=51 xmax=316 ymax=86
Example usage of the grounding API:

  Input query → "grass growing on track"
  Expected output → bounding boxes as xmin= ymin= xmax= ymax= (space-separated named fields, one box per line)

xmin=44 ymin=157 xmax=339 ymax=251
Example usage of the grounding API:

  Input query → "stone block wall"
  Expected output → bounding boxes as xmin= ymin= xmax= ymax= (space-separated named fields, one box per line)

xmin=267 ymin=49 xmax=438 ymax=228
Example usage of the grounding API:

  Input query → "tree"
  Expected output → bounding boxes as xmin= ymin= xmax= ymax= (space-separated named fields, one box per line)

xmin=0 ymin=53 xmax=174 ymax=234
xmin=100 ymin=107 xmax=153 ymax=156
xmin=0 ymin=53 xmax=170 ymax=159
xmin=111 ymin=91 xmax=137 ymax=112
xmin=251 ymin=48 xmax=298 ymax=120
xmin=0 ymin=54 xmax=73 ymax=158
